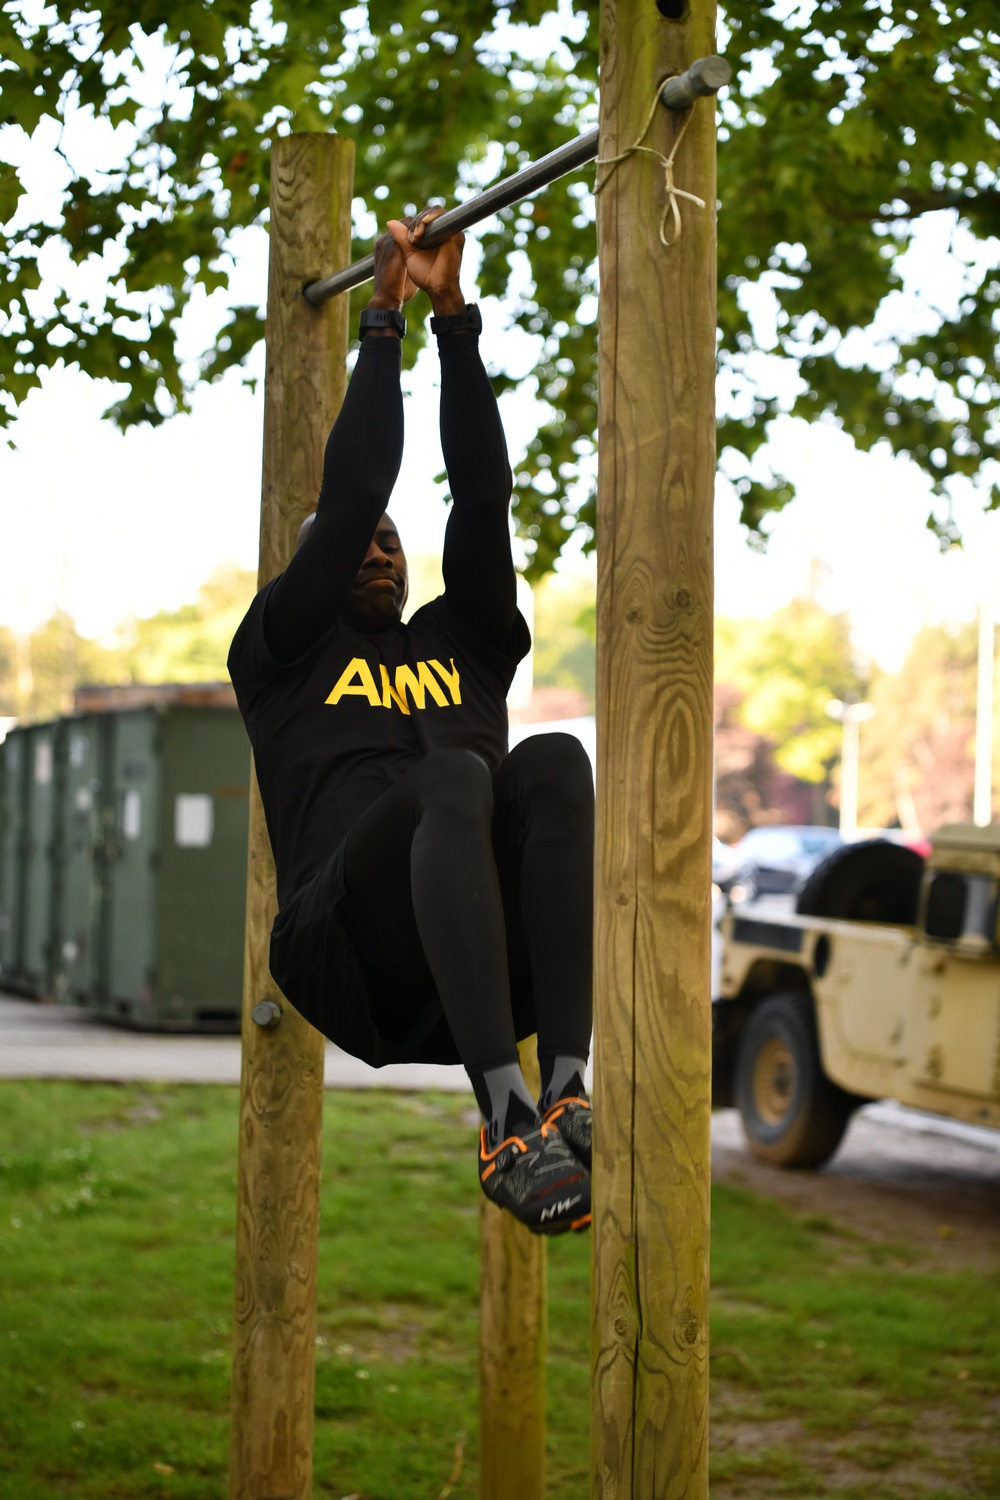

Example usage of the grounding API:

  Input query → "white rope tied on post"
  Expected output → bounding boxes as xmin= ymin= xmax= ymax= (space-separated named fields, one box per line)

xmin=595 ymin=78 xmax=705 ymax=247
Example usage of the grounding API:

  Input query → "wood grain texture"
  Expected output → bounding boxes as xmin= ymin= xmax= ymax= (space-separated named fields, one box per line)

xmin=479 ymin=1037 xmax=547 ymax=1500
xmin=591 ymin=3 xmax=717 ymax=1497
xmin=229 ymin=133 xmax=354 ymax=1500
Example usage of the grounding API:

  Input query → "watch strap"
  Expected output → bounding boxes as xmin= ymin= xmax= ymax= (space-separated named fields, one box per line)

xmin=358 ymin=307 xmax=406 ymax=338
xmin=430 ymin=303 xmax=483 ymax=336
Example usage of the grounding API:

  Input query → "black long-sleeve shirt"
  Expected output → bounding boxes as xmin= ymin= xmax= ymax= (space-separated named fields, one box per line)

xmin=228 ymin=327 xmax=530 ymax=908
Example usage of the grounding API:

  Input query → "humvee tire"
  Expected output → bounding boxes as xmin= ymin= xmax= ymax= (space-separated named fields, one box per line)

xmin=796 ymin=838 xmax=925 ymax=924
xmin=734 ymin=993 xmax=854 ymax=1168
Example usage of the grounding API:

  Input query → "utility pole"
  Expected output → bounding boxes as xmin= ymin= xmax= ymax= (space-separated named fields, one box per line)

xmin=826 ymin=699 xmax=874 ymax=842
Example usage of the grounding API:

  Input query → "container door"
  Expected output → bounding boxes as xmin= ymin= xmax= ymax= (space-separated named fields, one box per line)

xmin=0 ymin=731 xmax=28 ymax=985
xmin=157 ymin=708 xmax=249 ymax=1031
xmin=52 ymin=717 xmax=107 ymax=1003
xmin=21 ymin=723 xmax=60 ymax=994
xmin=100 ymin=712 xmax=159 ymax=1021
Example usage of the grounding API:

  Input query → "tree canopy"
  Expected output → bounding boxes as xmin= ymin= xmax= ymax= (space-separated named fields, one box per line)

xmin=2 ymin=1 xmax=998 ymax=576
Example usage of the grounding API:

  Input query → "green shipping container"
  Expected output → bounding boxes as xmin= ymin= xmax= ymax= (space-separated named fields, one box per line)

xmin=93 ymin=705 xmax=250 ymax=1030
xmin=1 ymin=699 xmax=250 ymax=1031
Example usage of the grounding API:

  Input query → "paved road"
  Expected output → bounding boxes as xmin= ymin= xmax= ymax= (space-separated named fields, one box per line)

xmin=0 ymin=991 xmax=471 ymax=1092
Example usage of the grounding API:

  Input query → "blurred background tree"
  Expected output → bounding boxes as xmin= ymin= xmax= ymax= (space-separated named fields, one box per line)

xmin=530 ymin=567 xmax=596 ymax=711
xmin=0 ymin=565 xmax=255 ymax=719
xmin=715 ymin=597 xmax=863 ymax=809
xmin=115 ymin=563 xmax=256 ymax=684
xmin=716 ymin=601 xmax=859 ymax=782
xmin=0 ymin=612 xmax=120 ymax=722
xmin=857 ymin=620 xmax=987 ymax=834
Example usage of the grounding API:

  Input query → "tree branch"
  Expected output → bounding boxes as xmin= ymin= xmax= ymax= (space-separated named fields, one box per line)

xmin=820 ymin=187 xmax=1000 ymax=225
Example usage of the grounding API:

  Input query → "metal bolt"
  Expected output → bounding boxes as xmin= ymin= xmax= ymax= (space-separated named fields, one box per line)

xmin=661 ymin=56 xmax=732 ymax=112
xmin=251 ymin=999 xmax=282 ymax=1029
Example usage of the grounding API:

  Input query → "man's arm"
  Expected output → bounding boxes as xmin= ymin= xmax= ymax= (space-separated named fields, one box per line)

xmin=385 ymin=210 xmax=519 ymax=648
xmin=261 ymin=232 xmax=413 ymax=665
xmin=371 ymin=213 xmax=521 ymax=651
xmin=438 ymin=327 xmax=518 ymax=648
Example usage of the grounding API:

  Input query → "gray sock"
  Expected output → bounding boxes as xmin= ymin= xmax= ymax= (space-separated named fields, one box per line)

xmin=472 ymin=1062 xmax=538 ymax=1150
xmin=538 ymin=1054 xmax=589 ymax=1115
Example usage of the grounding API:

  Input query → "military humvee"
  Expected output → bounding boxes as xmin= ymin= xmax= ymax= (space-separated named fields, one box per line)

xmin=713 ymin=824 xmax=1000 ymax=1167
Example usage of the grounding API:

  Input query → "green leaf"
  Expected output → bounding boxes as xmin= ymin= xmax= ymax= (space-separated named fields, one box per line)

xmin=0 ymin=171 xmax=22 ymax=228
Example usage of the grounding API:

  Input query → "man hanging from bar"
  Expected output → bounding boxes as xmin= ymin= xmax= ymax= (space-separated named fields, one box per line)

xmin=228 ymin=211 xmax=593 ymax=1236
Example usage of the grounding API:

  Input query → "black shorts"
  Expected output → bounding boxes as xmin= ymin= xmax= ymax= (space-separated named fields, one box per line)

xmin=269 ymin=838 xmax=457 ymax=1067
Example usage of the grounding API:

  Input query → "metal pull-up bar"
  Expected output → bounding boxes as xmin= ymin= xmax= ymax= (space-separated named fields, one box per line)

xmin=302 ymin=54 xmax=730 ymax=306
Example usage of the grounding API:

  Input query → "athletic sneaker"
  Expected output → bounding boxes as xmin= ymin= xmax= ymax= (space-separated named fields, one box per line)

xmin=479 ymin=1122 xmax=591 ymax=1235
xmin=541 ymin=1096 xmax=592 ymax=1172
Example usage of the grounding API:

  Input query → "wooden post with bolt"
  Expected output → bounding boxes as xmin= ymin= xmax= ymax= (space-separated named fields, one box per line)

xmin=592 ymin=0 xmax=718 ymax=1494
xmin=479 ymin=1036 xmax=548 ymax=1500
xmin=228 ymin=131 xmax=354 ymax=1500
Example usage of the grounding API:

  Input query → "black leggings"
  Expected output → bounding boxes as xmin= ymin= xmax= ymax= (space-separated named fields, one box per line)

xmin=340 ymin=733 xmax=594 ymax=1074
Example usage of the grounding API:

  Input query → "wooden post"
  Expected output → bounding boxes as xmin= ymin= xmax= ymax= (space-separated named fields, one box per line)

xmin=591 ymin=0 xmax=717 ymax=1495
xmin=479 ymin=1036 xmax=548 ymax=1500
xmin=229 ymin=132 xmax=354 ymax=1500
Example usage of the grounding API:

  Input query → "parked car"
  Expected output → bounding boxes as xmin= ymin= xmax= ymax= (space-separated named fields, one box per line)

xmin=712 ymin=836 xmax=740 ymax=891
xmin=719 ymin=824 xmax=843 ymax=901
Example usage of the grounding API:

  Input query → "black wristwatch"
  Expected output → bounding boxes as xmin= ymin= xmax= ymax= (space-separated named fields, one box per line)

xmin=359 ymin=307 xmax=406 ymax=339
xmin=430 ymin=303 xmax=482 ymax=335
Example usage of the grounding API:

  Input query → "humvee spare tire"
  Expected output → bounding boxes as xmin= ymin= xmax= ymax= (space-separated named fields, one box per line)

xmin=795 ymin=838 xmax=925 ymax=924
xmin=735 ymin=992 xmax=854 ymax=1168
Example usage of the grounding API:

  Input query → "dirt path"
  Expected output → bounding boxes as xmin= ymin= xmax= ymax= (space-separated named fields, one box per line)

xmin=709 ymin=1109 xmax=999 ymax=1497
xmin=712 ymin=1105 xmax=1000 ymax=1272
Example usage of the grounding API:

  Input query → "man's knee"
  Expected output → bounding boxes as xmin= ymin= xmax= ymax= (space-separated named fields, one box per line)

xmin=508 ymin=732 xmax=594 ymax=810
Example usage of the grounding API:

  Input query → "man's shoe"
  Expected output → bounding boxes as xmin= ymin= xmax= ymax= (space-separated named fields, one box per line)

xmin=479 ymin=1122 xmax=591 ymax=1235
xmin=541 ymin=1096 xmax=592 ymax=1172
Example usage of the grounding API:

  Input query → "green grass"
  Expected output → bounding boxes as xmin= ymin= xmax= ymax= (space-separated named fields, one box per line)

xmin=0 ymin=1082 xmax=997 ymax=1499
